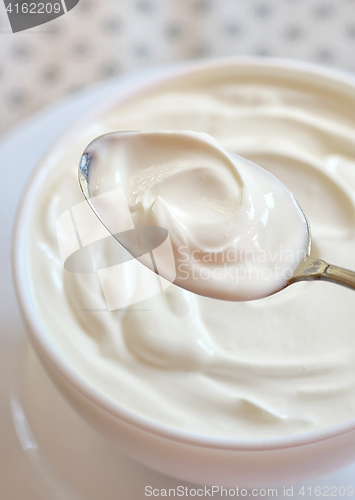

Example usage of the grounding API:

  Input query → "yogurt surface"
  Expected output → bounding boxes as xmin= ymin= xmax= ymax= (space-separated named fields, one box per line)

xmin=29 ymin=62 xmax=355 ymax=439
xmin=84 ymin=130 xmax=308 ymax=301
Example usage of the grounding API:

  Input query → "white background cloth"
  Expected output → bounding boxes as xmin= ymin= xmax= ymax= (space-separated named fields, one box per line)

xmin=0 ymin=0 xmax=355 ymax=137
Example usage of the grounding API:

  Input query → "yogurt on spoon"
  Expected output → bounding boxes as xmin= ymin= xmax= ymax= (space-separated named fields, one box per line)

xmin=80 ymin=130 xmax=309 ymax=301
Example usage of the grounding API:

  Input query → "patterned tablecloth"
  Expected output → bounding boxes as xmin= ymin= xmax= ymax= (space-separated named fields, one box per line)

xmin=0 ymin=0 xmax=355 ymax=137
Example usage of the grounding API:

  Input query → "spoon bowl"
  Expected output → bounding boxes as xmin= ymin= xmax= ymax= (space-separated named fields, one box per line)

xmin=79 ymin=131 xmax=355 ymax=300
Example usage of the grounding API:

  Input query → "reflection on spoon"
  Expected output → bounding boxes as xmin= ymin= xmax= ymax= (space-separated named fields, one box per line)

xmin=78 ymin=130 xmax=355 ymax=300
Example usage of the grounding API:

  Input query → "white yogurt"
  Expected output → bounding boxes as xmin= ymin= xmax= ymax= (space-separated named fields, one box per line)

xmin=85 ymin=130 xmax=309 ymax=301
xmin=30 ymin=64 xmax=355 ymax=439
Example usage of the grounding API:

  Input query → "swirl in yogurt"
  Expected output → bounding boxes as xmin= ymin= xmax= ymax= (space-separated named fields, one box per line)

xmin=85 ymin=130 xmax=309 ymax=301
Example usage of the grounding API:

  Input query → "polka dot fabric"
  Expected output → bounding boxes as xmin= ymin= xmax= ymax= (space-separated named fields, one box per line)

xmin=0 ymin=0 xmax=355 ymax=136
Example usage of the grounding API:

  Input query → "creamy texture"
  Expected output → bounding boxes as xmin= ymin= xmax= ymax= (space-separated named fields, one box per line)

xmin=85 ymin=130 xmax=308 ymax=301
xmin=30 ymin=64 xmax=355 ymax=439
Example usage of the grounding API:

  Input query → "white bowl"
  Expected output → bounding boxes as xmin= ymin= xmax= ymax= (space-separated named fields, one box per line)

xmin=13 ymin=57 xmax=355 ymax=488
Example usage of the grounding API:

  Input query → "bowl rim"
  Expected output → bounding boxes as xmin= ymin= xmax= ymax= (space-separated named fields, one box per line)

xmin=12 ymin=55 xmax=355 ymax=452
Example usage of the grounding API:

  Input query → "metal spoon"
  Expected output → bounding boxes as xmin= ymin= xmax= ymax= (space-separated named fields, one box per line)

xmin=78 ymin=131 xmax=355 ymax=298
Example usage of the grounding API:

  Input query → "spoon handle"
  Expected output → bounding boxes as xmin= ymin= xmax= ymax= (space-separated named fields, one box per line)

xmin=291 ymin=255 xmax=355 ymax=290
